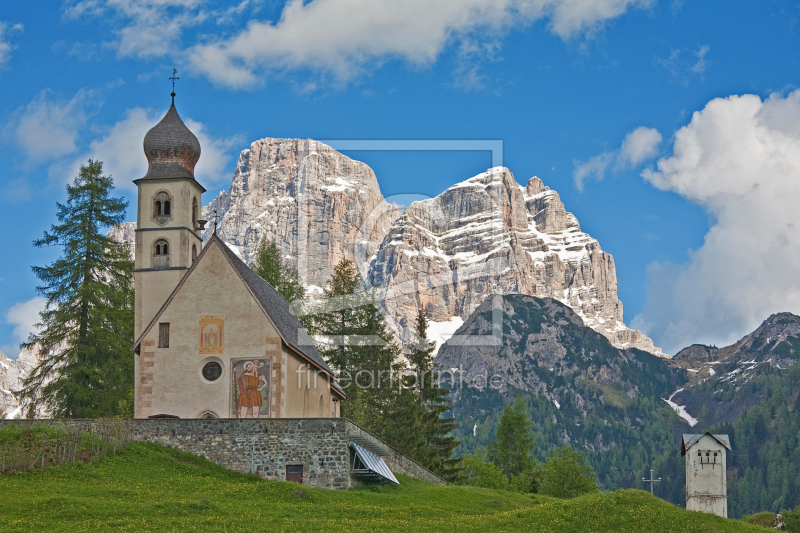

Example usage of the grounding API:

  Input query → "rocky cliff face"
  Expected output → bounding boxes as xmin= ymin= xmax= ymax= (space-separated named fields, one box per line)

xmin=107 ymin=222 xmax=137 ymax=257
xmin=204 ymin=143 xmax=662 ymax=355
xmin=368 ymin=167 xmax=662 ymax=356
xmin=0 ymin=347 xmax=44 ymax=419
xmin=202 ymin=138 xmax=399 ymax=294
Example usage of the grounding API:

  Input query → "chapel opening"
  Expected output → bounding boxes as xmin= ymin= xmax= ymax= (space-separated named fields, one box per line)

xmin=153 ymin=239 xmax=170 ymax=269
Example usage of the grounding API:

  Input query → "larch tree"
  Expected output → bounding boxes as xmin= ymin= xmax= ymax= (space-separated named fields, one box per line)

xmin=20 ymin=160 xmax=134 ymax=418
xmin=250 ymin=238 xmax=305 ymax=306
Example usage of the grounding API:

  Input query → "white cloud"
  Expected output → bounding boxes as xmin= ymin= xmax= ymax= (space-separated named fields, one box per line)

xmin=65 ymin=0 xmax=206 ymax=59
xmin=3 ymin=297 xmax=46 ymax=355
xmin=634 ymin=90 xmax=800 ymax=355
xmin=657 ymin=45 xmax=710 ymax=82
xmin=190 ymin=0 xmax=654 ymax=87
xmin=573 ymin=126 xmax=661 ymax=190
xmin=66 ymin=0 xmax=653 ymax=88
xmin=0 ymin=21 xmax=23 ymax=69
xmin=3 ymin=89 xmax=97 ymax=163
xmin=619 ymin=126 xmax=662 ymax=166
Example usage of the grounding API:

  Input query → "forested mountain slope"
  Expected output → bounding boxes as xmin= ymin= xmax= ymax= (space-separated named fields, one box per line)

xmin=437 ymin=296 xmax=800 ymax=517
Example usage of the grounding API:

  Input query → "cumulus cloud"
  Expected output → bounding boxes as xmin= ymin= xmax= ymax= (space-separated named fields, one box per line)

xmin=65 ymin=0 xmax=653 ymax=88
xmin=633 ymin=90 xmax=800 ymax=355
xmin=3 ymin=88 xmax=236 ymax=196
xmin=3 ymin=89 xmax=97 ymax=163
xmin=2 ymin=297 xmax=46 ymax=357
xmin=573 ymin=126 xmax=661 ymax=190
xmin=0 ymin=21 xmax=23 ymax=69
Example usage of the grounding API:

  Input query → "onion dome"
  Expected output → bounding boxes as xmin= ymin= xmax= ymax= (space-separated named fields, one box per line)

xmin=142 ymin=103 xmax=201 ymax=180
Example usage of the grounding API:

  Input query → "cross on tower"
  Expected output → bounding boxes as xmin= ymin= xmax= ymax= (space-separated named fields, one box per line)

xmin=642 ymin=469 xmax=661 ymax=495
xmin=169 ymin=68 xmax=179 ymax=104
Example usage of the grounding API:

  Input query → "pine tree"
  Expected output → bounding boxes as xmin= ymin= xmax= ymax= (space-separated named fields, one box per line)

xmin=306 ymin=259 xmax=404 ymax=441
xmin=250 ymin=238 xmax=305 ymax=305
xmin=489 ymin=396 xmax=538 ymax=490
xmin=20 ymin=160 xmax=134 ymax=418
xmin=405 ymin=308 xmax=461 ymax=480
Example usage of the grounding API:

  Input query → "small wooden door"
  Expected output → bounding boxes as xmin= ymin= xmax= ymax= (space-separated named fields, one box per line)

xmin=286 ymin=464 xmax=303 ymax=483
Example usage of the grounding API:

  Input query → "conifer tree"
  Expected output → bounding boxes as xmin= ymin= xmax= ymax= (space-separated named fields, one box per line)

xmin=404 ymin=308 xmax=461 ymax=480
xmin=489 ymin=396 xmax=538 ymax=490
xmin=250 ymin=238 xmax=305 ymax=306
xmin=20 ymin=160 xmax=134 ymax=418
xmin=306 ymin=259 xmax=405 ymax=440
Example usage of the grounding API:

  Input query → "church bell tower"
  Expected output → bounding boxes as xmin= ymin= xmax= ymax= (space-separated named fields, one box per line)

xmin=134 ymin=94 xmax=206 ymax=340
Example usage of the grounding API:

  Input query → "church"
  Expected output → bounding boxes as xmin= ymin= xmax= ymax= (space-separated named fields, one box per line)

xmin=132 ymin=96 xmax=345 ymax=420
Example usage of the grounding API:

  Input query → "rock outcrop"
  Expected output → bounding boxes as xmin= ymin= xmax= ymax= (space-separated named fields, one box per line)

xmin=107 ymin=222 xmax=137 ymax=257
xmin=202 ymin=139 xmax=399 ymax=294
xmin=368 ymin=167 xmax=663 ymax=356
xmin=0 ymin=347 xmax=43 ymax=419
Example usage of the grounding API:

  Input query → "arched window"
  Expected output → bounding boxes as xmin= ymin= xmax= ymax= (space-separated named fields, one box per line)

xmin=192 ymin=244 xmax=198 ymax=263
xmin=318 ymin=394 xmax=324 ymax=417
xmin=192 ymin=197 xmax=198 ymax=229
xmin=153 ymin=192 xmax=171 ymax=224
xmin=153 ymin=239 xmax=170 ymax=269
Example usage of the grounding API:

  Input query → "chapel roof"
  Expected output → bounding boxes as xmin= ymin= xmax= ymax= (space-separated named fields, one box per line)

xmin=140 ymin=102 xmax=202 ymax=183
xmin=134 ymin=234 xmax=345 ymax=397
xmin=681 ymin=432 xmax=731 ymax=455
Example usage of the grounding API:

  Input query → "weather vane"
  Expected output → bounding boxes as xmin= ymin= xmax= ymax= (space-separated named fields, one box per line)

xmin=213 ymin=209 xmax=219 ymax=234
xmin=169 ymin=68 xmax=179 ymax=104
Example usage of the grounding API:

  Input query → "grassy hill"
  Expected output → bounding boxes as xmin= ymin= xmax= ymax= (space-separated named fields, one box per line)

xmin=0 ymin=442 xmax=768 ymax=532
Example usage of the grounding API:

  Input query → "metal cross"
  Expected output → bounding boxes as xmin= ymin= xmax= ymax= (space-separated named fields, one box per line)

xmin=642 ymin=469 xmax=661 ymax=495
xmin=169 ymin=68 xmax=179 ymax=103
xmin=213 ymin=209 xmax=219 ymax=234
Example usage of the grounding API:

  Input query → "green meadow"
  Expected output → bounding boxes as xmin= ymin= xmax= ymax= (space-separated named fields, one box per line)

xmin=0 ymin=442 xmax=768 ymax=532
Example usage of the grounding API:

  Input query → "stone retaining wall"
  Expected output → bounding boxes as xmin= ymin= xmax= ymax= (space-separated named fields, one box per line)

xmin=0 ymin=418 xmax=444 ymax=490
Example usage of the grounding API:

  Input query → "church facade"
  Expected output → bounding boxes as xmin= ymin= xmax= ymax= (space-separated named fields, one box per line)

xmin=132 ymin=100 xmax=344 ymax=420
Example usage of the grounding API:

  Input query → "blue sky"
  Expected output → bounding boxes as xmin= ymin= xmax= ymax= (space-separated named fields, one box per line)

xmin=1 ymin=0 xmax=799 ymax=357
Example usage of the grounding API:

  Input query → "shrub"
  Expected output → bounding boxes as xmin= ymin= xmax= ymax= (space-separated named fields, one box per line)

xmin=538 ymin=446 xmax=598 ymax=499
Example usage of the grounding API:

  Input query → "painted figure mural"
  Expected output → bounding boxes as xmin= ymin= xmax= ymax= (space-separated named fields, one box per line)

xmin=199 ymin=315 xmax=224 ymax=354
xmin=232 ymin=359 xmax=270 ymax=418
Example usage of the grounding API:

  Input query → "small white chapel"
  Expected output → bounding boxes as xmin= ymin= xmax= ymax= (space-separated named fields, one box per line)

xmin=132 ymin=95 xmax=345 ymax=420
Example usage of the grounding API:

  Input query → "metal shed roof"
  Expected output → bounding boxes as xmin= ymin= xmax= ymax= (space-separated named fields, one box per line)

xmin=350 ymin=442 xmax=399 ymax=484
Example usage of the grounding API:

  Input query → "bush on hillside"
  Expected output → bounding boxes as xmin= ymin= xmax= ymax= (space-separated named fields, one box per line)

xmin=538 ymin=445 xmax=598 ymax=499
xmin=461 ymin=453 xmax=509 ymax=490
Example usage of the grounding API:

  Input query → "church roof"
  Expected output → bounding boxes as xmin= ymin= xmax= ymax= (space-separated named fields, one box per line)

xmin=681 ymin=433 xmax=731 ymax=455
xmin=135 ymin=233 xmax=345 ymax=397
xmin=139 ymin=102 xmax=204 ymax=188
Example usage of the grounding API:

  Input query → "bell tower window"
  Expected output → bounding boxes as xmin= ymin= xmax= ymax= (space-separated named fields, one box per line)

xmin=153 ymin=239 xmax=170 ymax=269
xmin=153 ymin=192 xmax=172 ymax=225
xmin=192 ymin=197 xmax=198 ymax=229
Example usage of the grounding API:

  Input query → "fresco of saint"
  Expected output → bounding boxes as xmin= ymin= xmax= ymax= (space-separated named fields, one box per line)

xmin=199 ymin=315 xmax=224 ymax=354
xmin=232 ymin=359 xmax=270 ymax=418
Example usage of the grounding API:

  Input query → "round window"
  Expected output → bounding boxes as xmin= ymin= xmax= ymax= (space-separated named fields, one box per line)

xmin=202 ymin=361 xmax=222 ymax=381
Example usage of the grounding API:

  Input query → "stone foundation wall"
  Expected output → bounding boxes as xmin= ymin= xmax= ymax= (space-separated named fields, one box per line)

xmin=0 ymin=418 xmax=444 ymax=490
